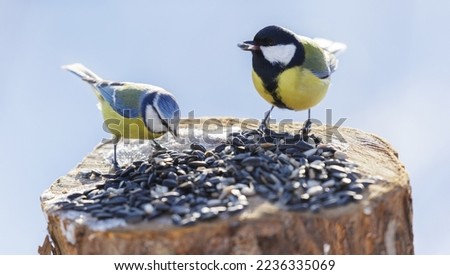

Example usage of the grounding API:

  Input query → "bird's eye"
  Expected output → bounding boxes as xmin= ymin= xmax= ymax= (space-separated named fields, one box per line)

xmin=265 ymin=39 xmax=275 ymax=46
xmin=256 ymin=37 xmax=273 ymax=47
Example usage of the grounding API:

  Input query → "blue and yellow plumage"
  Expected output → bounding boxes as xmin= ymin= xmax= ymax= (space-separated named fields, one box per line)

xmin=238 ymin=25 xmax=346 ymax=137
xmin=62 ymin=63 xmax=180 ymax=168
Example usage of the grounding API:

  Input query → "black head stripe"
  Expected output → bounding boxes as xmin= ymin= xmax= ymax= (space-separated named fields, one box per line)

xmin=254 ymin=25 xmax=298 ymax=46
xmin=252 ymin=25 xmax=305 ymax=69
xmin=151 ymin=105 xmax=170 ymax=134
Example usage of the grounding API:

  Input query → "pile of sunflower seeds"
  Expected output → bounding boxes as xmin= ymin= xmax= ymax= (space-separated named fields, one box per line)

xmin=57 ymin=129 xmax=377 ymax=226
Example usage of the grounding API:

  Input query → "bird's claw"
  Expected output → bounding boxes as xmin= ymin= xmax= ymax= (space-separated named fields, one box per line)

xmin=151 ymin=140 xmax=167 ymax=151
xmin=258 ymin=121 xmax=268 ymax=133
xmin=301 ymin=119 xmax=312 ymax=141
xmin=112 ymin=160 xmax=120 ymax=171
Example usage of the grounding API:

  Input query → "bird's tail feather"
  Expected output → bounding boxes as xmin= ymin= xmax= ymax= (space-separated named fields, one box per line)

xmin=62 ymin=63 xmax=103 ymax=83
xmin=313 ymin=38 xmax=347 ymax=56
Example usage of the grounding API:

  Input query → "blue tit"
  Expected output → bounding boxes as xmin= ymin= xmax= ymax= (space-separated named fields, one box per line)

xmin=238 ymin=25 xmax=346 ymax=138
xmin=62 ymin=63 xmax=180 ymax=169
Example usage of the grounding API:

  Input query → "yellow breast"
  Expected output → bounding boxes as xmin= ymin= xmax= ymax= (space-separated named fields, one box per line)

xmin=252 ymin=67 xmax=330 ymax=111
xmin=99 ymin=100 xmax=164 ymax=140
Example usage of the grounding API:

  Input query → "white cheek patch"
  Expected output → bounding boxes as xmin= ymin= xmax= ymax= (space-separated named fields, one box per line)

xmin=260 ymin=44 xmax=296 ymax=66
xmin=145 ymin=105 xmax=168 ymax=133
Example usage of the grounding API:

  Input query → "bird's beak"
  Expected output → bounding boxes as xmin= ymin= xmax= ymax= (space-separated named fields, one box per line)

xmin=238 ymin=41 xmax=260 ymax=51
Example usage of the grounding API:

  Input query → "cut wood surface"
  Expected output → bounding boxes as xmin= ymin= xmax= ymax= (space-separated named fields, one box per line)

xmin=40 ymin=118 xmax=413 ymax=254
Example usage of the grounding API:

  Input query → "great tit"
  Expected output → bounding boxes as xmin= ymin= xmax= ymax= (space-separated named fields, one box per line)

xmin=63 ymin=63 xmax=180 ymax=169
xmin=238 ymin=25 xmax=346 ymax=138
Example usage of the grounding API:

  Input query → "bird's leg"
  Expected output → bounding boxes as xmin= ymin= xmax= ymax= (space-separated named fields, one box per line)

xmin=259 ymin=106 xmax=275 ymax=132
xmin=105 ymin=135 xmax=120 ymax=170
xmin=112 ymin=143 xmax=120 ymax=170
xmin=301 ymin=109 xmax=312 ymax=141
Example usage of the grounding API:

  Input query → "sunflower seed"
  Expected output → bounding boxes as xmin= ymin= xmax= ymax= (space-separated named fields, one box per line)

xmin=59 ymin=127 xmax=378 ymax=226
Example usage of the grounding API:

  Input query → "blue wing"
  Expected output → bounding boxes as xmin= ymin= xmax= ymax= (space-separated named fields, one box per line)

xmin=94 ymin=82 xmax=148 ymax=118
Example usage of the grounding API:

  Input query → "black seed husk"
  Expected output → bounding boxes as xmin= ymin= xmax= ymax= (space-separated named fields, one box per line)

xmin=58 ymin=128 xmax=378 ymax=225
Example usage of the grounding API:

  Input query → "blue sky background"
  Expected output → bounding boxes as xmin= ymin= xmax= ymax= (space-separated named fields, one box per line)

xmin=1 ymin=0 xmax=449 ymax=254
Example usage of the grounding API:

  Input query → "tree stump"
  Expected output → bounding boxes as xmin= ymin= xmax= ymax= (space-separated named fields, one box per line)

xmin=40 ymin=118 xmax=413 ymax=254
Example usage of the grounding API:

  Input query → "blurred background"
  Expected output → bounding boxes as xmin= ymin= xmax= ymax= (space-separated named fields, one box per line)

xmin=0 ymin=0 xmax=449 ymax=254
